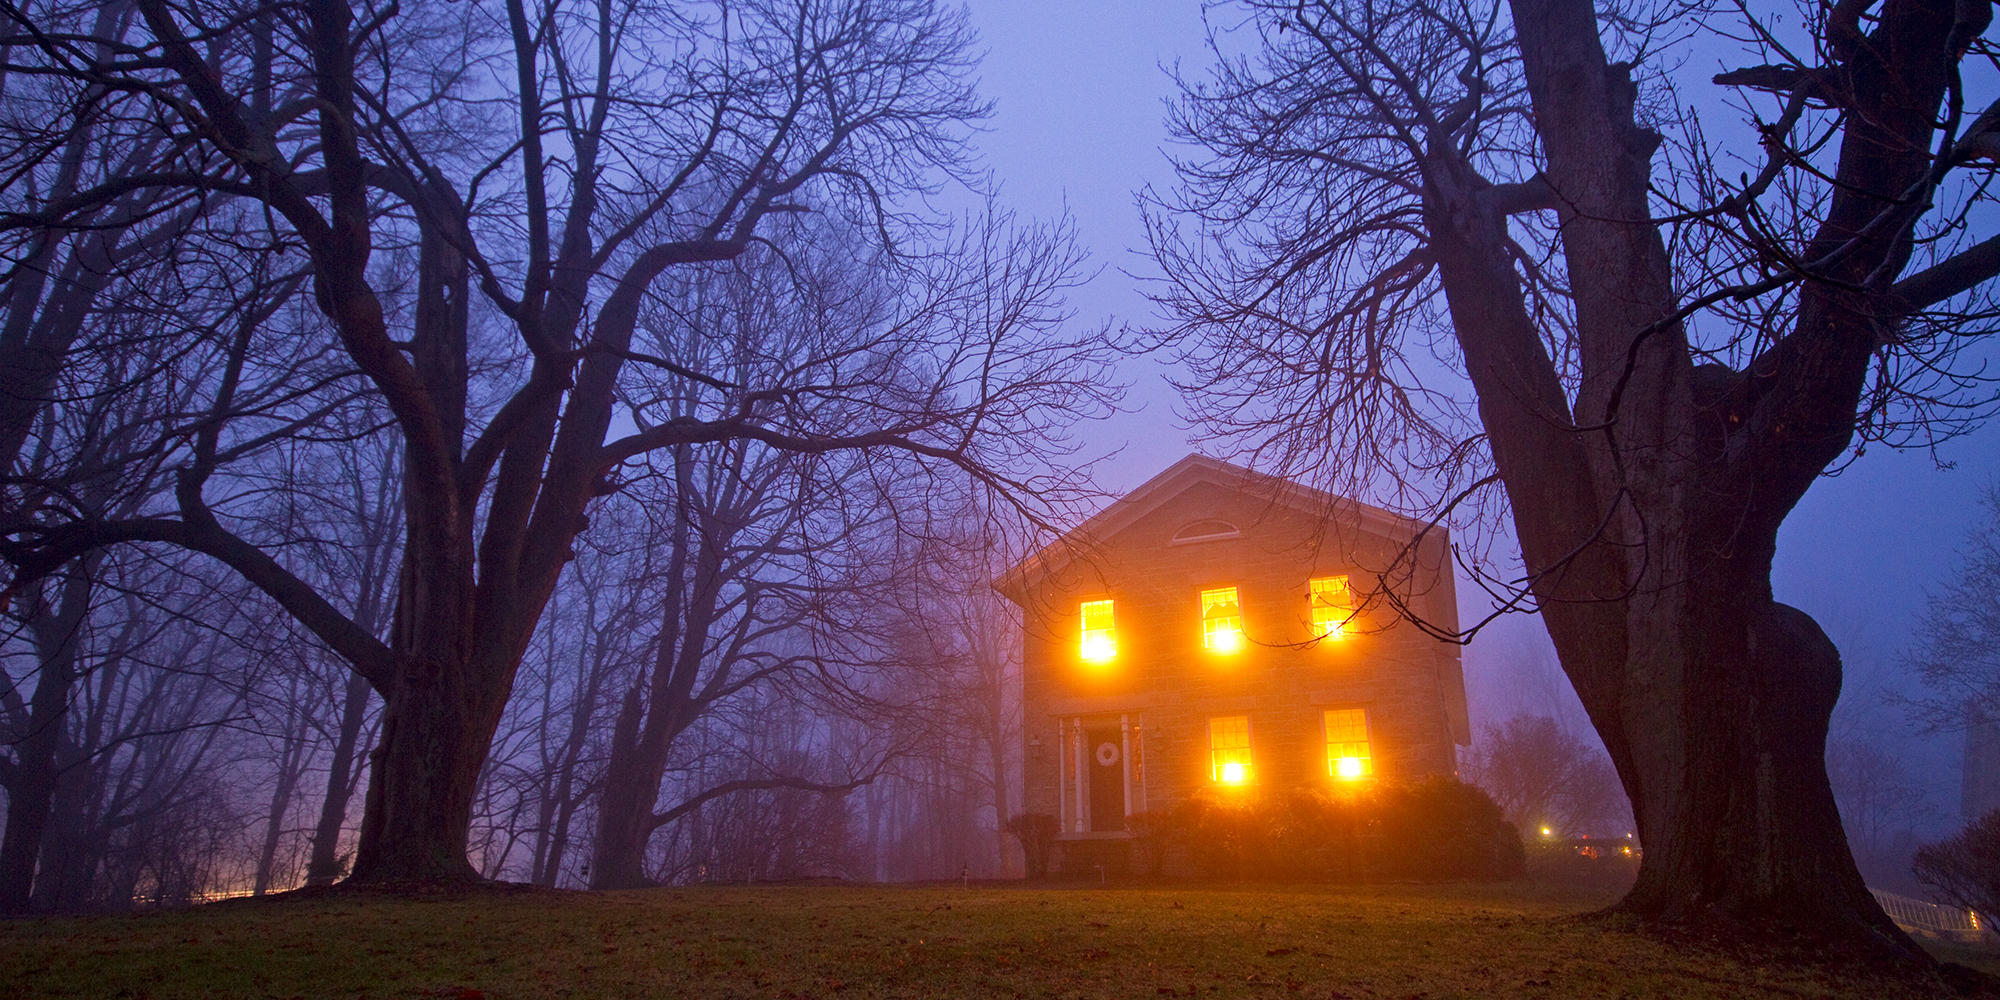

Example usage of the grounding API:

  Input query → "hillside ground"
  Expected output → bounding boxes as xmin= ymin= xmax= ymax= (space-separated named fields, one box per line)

xmin=1 ymin=881 xmax=1993 ymax=999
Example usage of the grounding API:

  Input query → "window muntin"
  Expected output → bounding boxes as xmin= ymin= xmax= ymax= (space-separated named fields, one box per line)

xmin=1209 ymin=715 xmax=1253 ymax=784
xmin=1080 ymin=599 xmax=1117 ymax=663
xmin=1324 ymin=708 xmax=1373 ymax=779
xmin=1309 ymin=575 xmax=1351 ymax=639
xmin=1201 ymin=586 xmax=1244 ymax=652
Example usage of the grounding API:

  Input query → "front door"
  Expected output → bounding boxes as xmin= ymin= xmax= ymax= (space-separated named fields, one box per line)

xmin=1087 ymin=727 xmax=1125 ymax=832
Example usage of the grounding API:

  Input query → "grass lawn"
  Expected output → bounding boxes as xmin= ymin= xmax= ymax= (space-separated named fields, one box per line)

xmin=0 ymin=881 xmax=1992 ymax=999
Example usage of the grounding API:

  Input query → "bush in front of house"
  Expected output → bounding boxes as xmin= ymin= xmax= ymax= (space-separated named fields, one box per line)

xmin=1373 ymin=775 xmax=1527 ymax=879
xmin=1165 ymin=789 xmax=1286 ymax=878
xmin=1162 ymin=777 xmax=1523 ymax=881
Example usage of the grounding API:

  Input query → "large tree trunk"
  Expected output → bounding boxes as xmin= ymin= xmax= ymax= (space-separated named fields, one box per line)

xmin=349 ymin=660 xmax=509 ymax=883
xmin=1621 ymin=577 xmax=1890 ymax=936
xmin=1440 ymin=0 xmax=1964 ymax=954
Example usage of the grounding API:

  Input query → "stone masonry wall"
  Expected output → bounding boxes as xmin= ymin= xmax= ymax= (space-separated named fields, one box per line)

xmin=1014 ymin=474 xmax=1468 ymax=840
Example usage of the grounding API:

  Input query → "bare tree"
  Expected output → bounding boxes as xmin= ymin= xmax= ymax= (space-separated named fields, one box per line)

xmin=1912 ymin=809 xmax=2000 ymax=922
xmin=1 ymin=0 xmax=1118 ymax=884
xmin=1463 ymin=714 xmax=1631 ymax=839
xmin=1826 ymin=737 xmax=1935 ymax=865
xmin=23 ymin=564 xmax=271 ymax=910
xmin=1150 ymin=0 xmax=2000 ymax=954
xmin=1904 ymin=487 xmax=2000 ymax=740
xmin=515 ymin=545 xmax=637 ymax=887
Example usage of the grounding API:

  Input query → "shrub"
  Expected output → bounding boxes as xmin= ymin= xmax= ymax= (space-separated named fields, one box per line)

xmin=1373 ymin=776 xmax=1526 ymax=879
xmin=1004 ymin=813 xmax=1059 ymax=879
xmin=1164 ymin=778 xmax=1522 ymax=881
xmin=1913 ymin=808 xmax=2000 ymax=921
xmin=1167 ymin=789 xmax=1282 ymax=878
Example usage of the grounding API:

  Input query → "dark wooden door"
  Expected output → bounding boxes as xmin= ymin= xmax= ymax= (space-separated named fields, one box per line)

xmin=1087 ymin=728 xmax=1124 ymax=832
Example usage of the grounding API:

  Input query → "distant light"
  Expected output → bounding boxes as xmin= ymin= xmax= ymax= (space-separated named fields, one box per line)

xmin=1540 ymin=827 xmax=1553 ymax=838
xmin=1220 ymin=761 xmax=1247 ymax=784
xmin=1208 ymin=626 xmax=1244 ymax=653
xmin=1335 ymin=756 xmax=1365 ymax=779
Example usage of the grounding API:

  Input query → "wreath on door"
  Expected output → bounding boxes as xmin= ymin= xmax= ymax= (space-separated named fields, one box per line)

xmin=1095 ymin=742 xmax=1120 ymax=767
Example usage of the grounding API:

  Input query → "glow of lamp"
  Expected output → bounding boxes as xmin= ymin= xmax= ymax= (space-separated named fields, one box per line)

xmin=1080 ymin=632 xmax=1116 ymax=663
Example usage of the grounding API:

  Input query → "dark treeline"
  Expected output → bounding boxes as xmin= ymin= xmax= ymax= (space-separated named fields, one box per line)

xmin=0 ymin=0 xmax=1114 ymax=908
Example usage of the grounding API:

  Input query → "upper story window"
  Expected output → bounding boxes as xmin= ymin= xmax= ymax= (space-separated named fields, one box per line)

xmin=1079 ymin=599 xmax=1117 ymax=664
xmin=1172 ymin=519 xmax=1242 ymax=545
xmin=1325 ymin=708 xmax=1373 ymax=779
xmin=1309 ymin=575 xmax=1351 ymax=639
xmin=1200 ymin=586 xmax=1244 ymax=653
xmin=1210 ymin=715 xmax=1253 ymax=784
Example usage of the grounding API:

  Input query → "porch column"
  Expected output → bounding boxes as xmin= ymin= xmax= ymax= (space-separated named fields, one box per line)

xmin=1055 ymin=720 xmax=1067 ymax=833
xmin=1120 ymin=714 xmax=1133 ymax=820
xmin=1071 ymin=718 xmax=1086 ymax=833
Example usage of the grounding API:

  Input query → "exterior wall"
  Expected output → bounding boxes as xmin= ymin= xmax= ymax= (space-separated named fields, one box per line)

xmin=1009 ymin=470 xmax=1469 ymax=847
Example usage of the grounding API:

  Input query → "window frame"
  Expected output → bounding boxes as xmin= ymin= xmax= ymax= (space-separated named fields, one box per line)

xmin=1323 ymin=707 xmax=1373 ymax=779
xmin=1308 ymin=575 xmax=1352 ymax=639
xmin=1200 ymin=585 xmax=1244 ymax=653
xmin=1079 ymin=598 xmax=1117 ymax=663
xmin=1208 ymin=714 xmax=1254 ymax=784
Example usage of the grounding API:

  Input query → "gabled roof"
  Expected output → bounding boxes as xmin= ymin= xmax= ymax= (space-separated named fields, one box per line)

xmin=993 ymin=454 xmax=1430 ymax=602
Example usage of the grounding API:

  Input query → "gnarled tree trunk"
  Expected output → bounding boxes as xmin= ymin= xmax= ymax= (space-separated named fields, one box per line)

xmin=1463 ymin=0 xmax=1965 ymax=952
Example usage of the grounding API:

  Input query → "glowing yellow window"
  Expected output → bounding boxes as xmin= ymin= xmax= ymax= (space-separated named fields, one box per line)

xmin=1324 ymin=708 xmax=1372 ymax=779
xmin=1079 ymin=599 xmax=1117 ymax=663
xmin=1309 ymin=575 xmax=1351 ymax=639
xmin=1209 ymin=715 xmax=1252 ymax=784
xmin=1200 ymin=586 xmax=1244 ymax=652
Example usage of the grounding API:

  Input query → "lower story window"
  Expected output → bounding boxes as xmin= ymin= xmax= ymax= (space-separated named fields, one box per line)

xmin=1325 ymin=708 xmax=1373 ymax=779
xmin=1209 ymin=715 xmax=1252 ymax=784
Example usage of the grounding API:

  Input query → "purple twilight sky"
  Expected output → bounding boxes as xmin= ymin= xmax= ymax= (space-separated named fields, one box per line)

xmin=957 ymin=0 xmax=2000 ymax=823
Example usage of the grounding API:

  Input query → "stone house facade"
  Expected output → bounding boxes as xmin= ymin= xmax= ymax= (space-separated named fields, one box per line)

xmin=996 ymin=456 xmax=1469 ymax=869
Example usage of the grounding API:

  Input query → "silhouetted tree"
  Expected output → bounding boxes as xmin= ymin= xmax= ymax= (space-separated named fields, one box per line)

xmin=1463 ymin=714 xmax=1630 ymax=839
xmin=1151 ymin=0 xmax=2000 ymax=956
xmin=1912 ymin=809 xmax=2000 ymax=922
xmin=1904 ymin=490 xmax=2000 ymax=793
xmin=1 ymin=0 xmax=1117 ymax=884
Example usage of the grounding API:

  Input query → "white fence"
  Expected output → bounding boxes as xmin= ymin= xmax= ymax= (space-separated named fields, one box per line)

xmin=1870 ymin=887 xmax=1987 ymax=943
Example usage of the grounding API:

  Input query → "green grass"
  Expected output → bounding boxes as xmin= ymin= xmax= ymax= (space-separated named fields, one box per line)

xmin=0 ymin=881 xmax=1989 ymax=999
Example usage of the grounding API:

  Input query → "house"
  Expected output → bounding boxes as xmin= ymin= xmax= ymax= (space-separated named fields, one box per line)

xmin=995 ymin=455 xmax=1469 ymax=873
